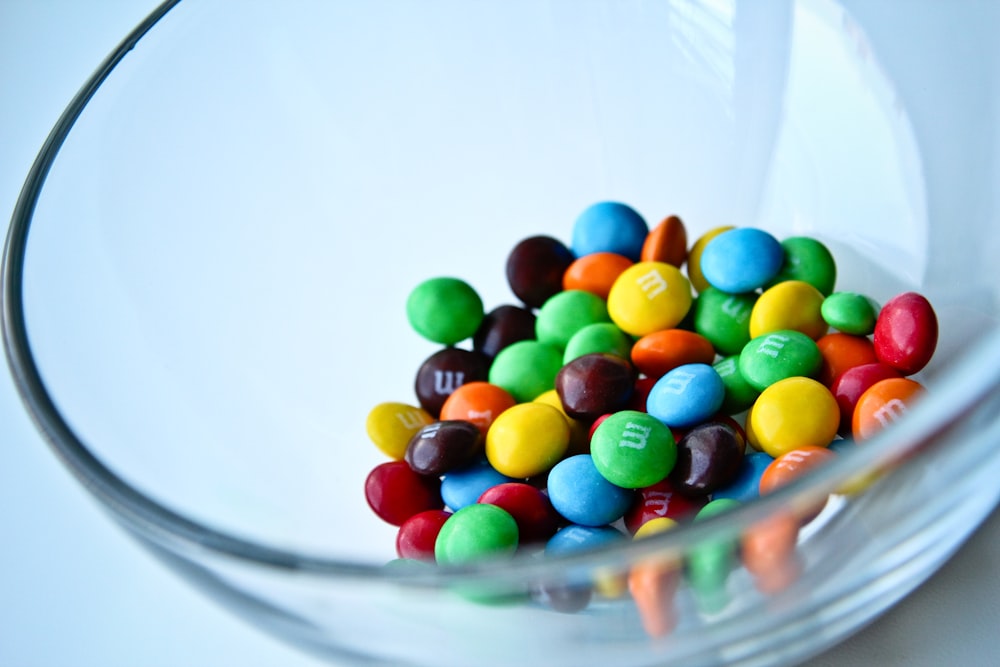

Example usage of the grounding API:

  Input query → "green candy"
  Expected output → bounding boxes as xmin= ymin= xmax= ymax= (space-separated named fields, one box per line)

xmin=739 ymin=329 xmax=822 ymax=392
xmin=767 ymin=236 xmax=837 ymax=296
xmin=535 ymin=290 xmax=610 ymax=349
xmin=435 ymin=504 xmax=519 ymax=565
xmin=488 ymin=340 xmax=563 ymax=402
xmin=713 ymin=355 xmax=760 ymax=414
xmin=406 ymin=277 xmax=484 ymax=345
xmin=694 ymin=287 xmax=757 ymax=356
xmin=563 ymin=322 xmax=633 ymax=364
xmin=687 ymin=498 xmax=742 ymax=611
xmin=821 ymin=291 xmax=879 ymax=335
xmin=590 ymin=410 xmax=677 ymax=488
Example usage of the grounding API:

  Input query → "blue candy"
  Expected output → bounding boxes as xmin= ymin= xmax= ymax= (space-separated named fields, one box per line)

xmin=711 ymin=451 xmax=774 ymax=503
xmin=546 ymin=454 xmax=634 ymax=527
xmin=700 ymin=227 xmax=784 ymax=293
xmin=440 ymin=457 xmax=515 ymax=511
xmin=571 ymin=202 xmax=649 ymax=261
xmin=646 ymin=363 xmax=725 ymax=429
xmin=545 ymin=524 xmax=626 ymax=556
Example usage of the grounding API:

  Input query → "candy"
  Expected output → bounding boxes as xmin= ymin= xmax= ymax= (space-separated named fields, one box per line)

xmin=693 ymin=287 xmax=756 ymax=356
xmin=687 ymin=498 xmax=741 ymax=612
xmin=749 ymin=280 xmax=828 ymax=340
xmin=747 ymin=377 xmax=840 ymax=458
xmin=406 ymin=277 xmax=484 ymax=345
xmin=640 ymin=215 xmax=688 ymax=267
xmin=485 ymin=402 xmax=571 ymax=478
xmin=852 ymin=377 xmax=926 ymax=441
xmin=606 ymin=261 xmax=693 ymax=337
xmin=487 ymin=339 xmax=563 ymax=403
xmin=438 ymin=381 xmax=517 ymax=436
xmin=830 ymin=362 xmax=904 ymax=434
xmin=473 ymin=304 xmax=537 ymax=360
xmin=590 ymin=410 xmax=677 ymax=489
xmin=571 ymin=201 xmax=649 ymax=261
xmin=555 ymin=353 xmax=636 ymax=421
xmin=563 ymin=322 xmax=633 ymax=364
xmin=630 ymin=329 xmax=716 ymax=380
xmin=686 ymin=225 xmax=735 ymax=293
xmin=440 ymin=457 xmax=515 ymax=511
xmin=668 ymin=421 xmax=745 ymax=497
xmin=699 ymin=227 xmax=784 ymax=294
xmin=739 ymin=329 xmax=822 ymax=391
xmin=365 ymin=402 xmax=435 ymax=460
xmin=535 ymin=289 xmax=611 ymax=349
xmin=624 ymin=478 xmax=707 ymax=534
xmin=713 ymin=355 xmax=760 ymax=414
xmin=766 ymin=236 xmax=837 ymax=296
xmin=759 ymin=446 xmax=836 ymax=496
xmin=533 ymin=389 xmax=591 ymax=457
xmin=712 ymin=451 xmax=775 ymax=503
xmin=396 ymin=509 xmax=451 ymax=560
xmin=478 ymin=482 xmax=561 ymax=547
xmin=414 ymin=347 xmax=491 ymax=417
xmin=547 ymin=454 xmax=635 ymax=527
xmin=816 ymin=332 xmax=879 ymax=387
xmin=434 ymin=503 xmax=519 ymax=565
xmin=562 ymin=252 xmax=633 ymax=300
xmin=405 ymin=420 xmax=484 ymax=477
xmin=545 ymin=524 xmax=626 ymax=556
xmin=505 ymin=235 xmax=575 ymax=309
xmin=364 ymin=461 xmax=444 ymax=526
xmin=821 ymin=291 xmax=879 ymax=335
xmin=646 ymin=363 xmax=725 ymax=430
xmin=628 ymin=517 xmax=682 ymax=638
xmin=873 ymin=292 xmax=939 ymax=375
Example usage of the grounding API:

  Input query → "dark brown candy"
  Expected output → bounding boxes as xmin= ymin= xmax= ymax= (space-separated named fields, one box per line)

xmin=555 ymin=353 xmax=636 ymax=422
xmin=473 ymin=304 xmax=537 ymax=360
xmin=506 ymin=236 xmax=575 ymax=309
xmin=669 ymin=422 xmax=744 ymax=497
xmin=414 ymin=348 xmax=490 ymax=417
xmin=405 ymin=420 xmax=484 ymax=476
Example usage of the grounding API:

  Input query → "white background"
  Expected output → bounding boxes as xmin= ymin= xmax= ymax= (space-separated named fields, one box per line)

xmin=1 ymin=2 xmax=997 ymax=666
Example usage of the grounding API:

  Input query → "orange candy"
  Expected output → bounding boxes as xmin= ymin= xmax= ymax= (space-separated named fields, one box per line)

xmin=741 ymin=512 xmax=801 ymax=594
xmin=439 ymin=381 xmax=517 ymax=436
xmin=816 ymin=332 xmax=878 ymax=387
xmin=852 ymin=377 xmax=926 ymax=441
xmin=630 ymin=329 xmax=716 ymax=379
xmin=640 ymin=215 xmax=688 ymax=267
xmin=759 ymin=445 xmax=836 ymax=496
xmin=562 ymin=252 xmax=633 ymax=301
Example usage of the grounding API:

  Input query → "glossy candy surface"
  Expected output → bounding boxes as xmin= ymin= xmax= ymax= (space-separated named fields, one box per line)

xmin=624 ymin=478 xmax=707 ymax=534
xmin=365 ymin=461 xmax=444 ymax=526
xmin=547 ymin=454 xmax=634 ymax=527
xmin=852 ymin=377 xmax=926 ymax=440
xmin=816 ymin=332 xmax=878 ymax=387
xmin=713 ymin=355 xmax=760 ymax=414
xmin=563 ymin=322 xmax=633 ymax=364
xmin=571 ymin=201 xmax=649 ymax=261
xmin=640 ymin=215 xmax=688 ymax=267
xmin=438 ymin=381 xmax=517 ymax=436
xmin=739 ymin=329 xmax=822 ymax=391
xmin=873 ymin=292 xmax=939 ymax=375
xmin=478 ymin=482 xmax=560 ymax=547
xmin=505 ymin=235 xmax=575 ymax=309
xmin=545 ymin=524 xmax=626 ymax=556
xmin=434 ymin=503 xmax=519 ymax=565
xmin=669 ymin=422 xmax=745 ymax=497
xmin=712 ymin=451 xmax=775 ymax=503
xmin=686 ymin=226 xmax=734 ymax=293
xmin=366 ymin=402 xmax=435 ymax=460
xmin=821 ymin=291 xmax=879 ymax=335
xmin=693 ymin=287 xmax=756 ymax=356
xmin=473 ymin=304 xmax=537 ymax=360
xmin=631 ymin=329 xmax=716 ymax=380
xmin=535 ymin=289 xmax=611 ymax=349
xmin=700 ymin=228 xmax=784 ymax=294
xmin=748 ymin=377 xmax=840 ymax=458
xmin=759 ymin=446 xmax=836 ymax=495
xmin=562 ymin=252 xmax=633 ymax=300
xmin=487 ymin=340 xmax=563 ymax=403
xmin=646 ymin=363 xmax=725 ymax=429
xmin=749 ymin=280 xmax=828 ymax=340
xmin=440 ymin=458 xmax=515 ymax=511
xmin=590 ymin=410 xmax=677 ymax=489
xmin=414 ymin=347 xmax=491 ymax=416
xmin=406 ymin=277 xmax=484 ymax=345
xmin=831 ymin=362 xmax=904 ymax=433
xmin=606 ymin=261 xmax=693 ymax=337
xmin=396 ymin=509 xmax=451 ymax=560
xmin=485 ymin=402 xmax=571 ymax=478
xmin=405 ymin=420 xmax=484 ymax=476
xmin=767 ymin=236 xmax=837 ymax=296
xmin=555 ymin=353 xmax=636 ymax=421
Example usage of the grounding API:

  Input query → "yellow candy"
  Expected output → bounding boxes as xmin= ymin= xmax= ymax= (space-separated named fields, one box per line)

xmin=607 ymin=262 xmax=692 ymax=337
xmin=749 ymin=280 xmax=828 ymax=340
xmin=486 ymin=402 xmax=570 ymax=478
xmin=634 ymin=516 xmax=678 ymax=540
xmin=686 ymin=226 xmax=734 ymax=293
xmin=747 ymin=377 xmax=840 ymax=458
xmin=533 ymin=389 xmax=590 ymax=457
xmin=365 ymin=402 xmax=435 ymax=460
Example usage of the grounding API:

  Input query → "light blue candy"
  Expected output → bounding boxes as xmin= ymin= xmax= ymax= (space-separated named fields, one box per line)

xmin=546 ymin=454 xmax=634 ymax=527
xmin=646 ymin=363 xmax=725 ymax=429
xmin=711 ymin=451 xmax=774 ymax=503
xmin=700 ymin=228 xmax=784 ymax=293
xmin=571 ymin=201 xmax=649 ymax=261
xmin=545 ymin=524 xmax=626 ymax=556
xmin=440 ymin=457 xmax=515 ymax=511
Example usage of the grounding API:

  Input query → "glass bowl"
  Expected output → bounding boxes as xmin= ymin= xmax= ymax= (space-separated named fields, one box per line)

xmin=4 ymin=1 xmax=999 ymax=665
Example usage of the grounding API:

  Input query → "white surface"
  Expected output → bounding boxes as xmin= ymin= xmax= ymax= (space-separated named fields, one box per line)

xmin=0 ymin=2 xmax=997 ymax=666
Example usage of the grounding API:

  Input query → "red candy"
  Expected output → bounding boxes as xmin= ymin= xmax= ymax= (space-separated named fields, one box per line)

xmin=364 ymin=461 xmax=444 ymax=526
xmin=478 ymin=482 xmax=561 ymax=546
xmin=830 ymin=362 xmax=903 ymax=434
xmin=624 ymin=478 xmax=707 ymax=534
xmin=396 ymin=509 xmax=451 ymax=560
xmin=873 ymin=292 xmax=939 ymax=375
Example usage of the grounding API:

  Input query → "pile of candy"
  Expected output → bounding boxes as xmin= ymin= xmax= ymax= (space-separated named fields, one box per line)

xmin=363 ymin=201 xmax=938 ymax=634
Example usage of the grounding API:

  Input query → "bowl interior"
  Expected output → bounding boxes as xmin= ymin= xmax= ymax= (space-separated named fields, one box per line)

xmin=15 ymin=0 xmax=1000 ymax=567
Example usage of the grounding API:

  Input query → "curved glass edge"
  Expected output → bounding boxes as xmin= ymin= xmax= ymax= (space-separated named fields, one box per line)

xmin=2 ymin=0 xmax=1000 ymax=586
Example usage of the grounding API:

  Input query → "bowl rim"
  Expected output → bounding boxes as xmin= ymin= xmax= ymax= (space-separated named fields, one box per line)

xmin=3 ymin=0 xmax=1000 ymax=585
